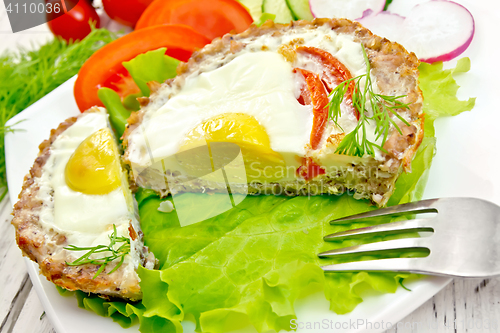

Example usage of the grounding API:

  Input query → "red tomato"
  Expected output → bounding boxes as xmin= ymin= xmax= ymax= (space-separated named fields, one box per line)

xmin=297 ymin=158 xmax=326 ymax=181
xmin=74 ymin=24 xmax=210 ymax=112
xmin=102 ymin=0 xmax=154 ymax=27
xmin=294 ymin=68 xmax=330 ymax=150
xmin=136 ymin=0 xmax=253 ymax=41
xmin=46 ymin=0 xmax=100 ymax=42
xmin=297 ymin=46 xmax=358 ymax=119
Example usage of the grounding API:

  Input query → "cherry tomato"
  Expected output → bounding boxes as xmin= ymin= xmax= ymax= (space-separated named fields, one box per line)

xmin=74 ymin=24 xmax=210 ymax=112
xmin=102 ymin=0 xmax=154 ymax=27
xmin=46 ymin=0 xmax=100 ymax=42
xmin=136 ymin=0 xmax=253 ymax=41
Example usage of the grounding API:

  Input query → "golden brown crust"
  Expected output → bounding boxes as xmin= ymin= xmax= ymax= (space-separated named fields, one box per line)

xmin=402 ymin=114 xmax=426 ymax=171
xmin=12 ymin=108 xmax=153 ymax=301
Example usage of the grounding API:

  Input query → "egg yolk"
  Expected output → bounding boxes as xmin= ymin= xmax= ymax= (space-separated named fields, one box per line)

xmin=181 ymin=113 xmax=286 ymax=182
xmin=65 ymin=128 xmax=122 ymax=195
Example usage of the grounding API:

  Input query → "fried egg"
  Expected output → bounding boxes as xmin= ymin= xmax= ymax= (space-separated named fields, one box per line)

xmin=12 ymin=108 xmax=155 ymax=300
xmin=127 ymin=25 xmax=367 ymax=167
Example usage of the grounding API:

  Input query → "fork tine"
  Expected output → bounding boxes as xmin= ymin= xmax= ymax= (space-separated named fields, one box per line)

xmin=321 ymin=258 xmax=419 ymax=273
xmin=324 ymin=218 xmax=434 ymax=241
xmin=330 ymin=199 xmax=439 ymax=224
xmin=318 ymin=238 xmax=428 ymax=257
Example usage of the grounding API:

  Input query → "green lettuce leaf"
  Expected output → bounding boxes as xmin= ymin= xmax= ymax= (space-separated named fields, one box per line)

xmin=98 ymin=87 xmax=131 ymax=138
xmin=137 ymin=193 xmax=424 ymax=332
xmin=387 ymin=137 xmax=436 ymax=206
xmin=384 ymin=0 xmax=393 ymax=11
xmin=419 ymin=57 xmax=476 ymax=137
xmin=99 ymin=48 xmax=181 ymax=138
xmin=66 ymin=58 xmax=476 ymax=332
xmin=254 ymin=13 xmax=276 ymax=27
xmin=123 ymin=48 xmax=180 ymax=96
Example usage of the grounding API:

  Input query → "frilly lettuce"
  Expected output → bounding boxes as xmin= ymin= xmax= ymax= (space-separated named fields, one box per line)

xmin=122 ymin=48 xmax=180 ymax=97
xmin=98 ymin=48 xmax=180 ymax=138
xmin=61 ymin=58 xmax=475 ymax=332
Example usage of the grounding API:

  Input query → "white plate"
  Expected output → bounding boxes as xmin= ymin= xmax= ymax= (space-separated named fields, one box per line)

xmin=5 ymin=0 xmax=500 ymax=332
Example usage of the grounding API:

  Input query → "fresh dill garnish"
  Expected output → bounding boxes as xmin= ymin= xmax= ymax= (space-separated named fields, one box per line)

xmin=0 ymin=28 xmax=116 ymax=200
xmin=327 ymin=44 xmax=411 ymax=157
xmin=65 ymin=225 xmax=131 ymax=279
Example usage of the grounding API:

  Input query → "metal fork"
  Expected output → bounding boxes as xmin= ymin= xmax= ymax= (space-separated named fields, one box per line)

xmin=318 ymin=198 xmax=500 ymax=278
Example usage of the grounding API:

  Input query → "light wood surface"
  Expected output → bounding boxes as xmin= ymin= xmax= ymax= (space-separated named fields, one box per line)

xmin=1 ymin=2 xmax=500 ymax=333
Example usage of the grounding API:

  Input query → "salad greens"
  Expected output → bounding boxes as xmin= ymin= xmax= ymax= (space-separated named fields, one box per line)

xmin=98 ymin=88 xmax=132 ymax=139
xmin=384 ymin=0 xmax=393 ymax=11
xmin=123 ymin=48 xmax=180 ymax=97
xmin=418 ymin=58 xmax=476 ymax=137
xmin=254 ymin=13 xmax=277 ymax=27
xmin=98 ymin=48 xmax=180 ymax=139
xmin=60 ymin=58 xmax=475 ymax=332
xmin=0 ymin=28 xmax=116 ymax=199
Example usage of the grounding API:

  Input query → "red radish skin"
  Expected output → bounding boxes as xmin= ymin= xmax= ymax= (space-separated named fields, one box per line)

xmin=358 ymin=8 xmax=374 ymax=20
xmin=401 ymin=0 xmax=475 ymax=63
xmin=309 ymin=0 xmax=386 ymax=20
xmin=357 ymin=0 xmax=475 ymax=63
xmin=420 ymin=29 xmax=474 ymax=63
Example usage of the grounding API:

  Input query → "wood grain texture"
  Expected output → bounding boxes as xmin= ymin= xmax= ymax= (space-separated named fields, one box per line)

xmin=388 ymin=278 xmax=500 ymax=332
xmin=0 ymin=198 xmax=30 ymax=326
xmin=11 ymin=288 xmax=56 ymax=333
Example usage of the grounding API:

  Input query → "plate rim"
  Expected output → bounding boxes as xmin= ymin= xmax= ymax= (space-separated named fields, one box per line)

xmin=5 ymin=75 xmax=453 ymax=333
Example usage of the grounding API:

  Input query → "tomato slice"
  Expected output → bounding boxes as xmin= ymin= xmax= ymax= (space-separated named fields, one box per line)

xmin=135 ymin=0 xmax=253 ymax=41
xmin=297 ymin=157 xmax=326 ymax=181
xmin=74 ymin=24 xmax=210 ymax=112
xmin=293 ymin=68 xmax=330 ymax=150
xmin=101 ymin=66 xmax=142 ymax=99
xmin=296 ymin=46 xmax=359 ymax=119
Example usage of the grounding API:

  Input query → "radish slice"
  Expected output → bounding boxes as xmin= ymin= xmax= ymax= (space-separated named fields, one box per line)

xmin=401 ymin=0 xmax=475 ymax=63
xmin=357 ymin=11 xmax=406 ymax=42
xmin=309 ymin=0 xmax=386 ymax=20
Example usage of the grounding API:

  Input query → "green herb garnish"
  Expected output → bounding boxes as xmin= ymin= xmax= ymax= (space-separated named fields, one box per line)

xmin=0 ymin=28 xmax=116 ymax=200
xmin=384 ymin=0 xmax=393 ymax=11
xmin=327 ymin=44 xmax=411 ymax=157
xmin=65 ymin=225 xmax=130 ymax=279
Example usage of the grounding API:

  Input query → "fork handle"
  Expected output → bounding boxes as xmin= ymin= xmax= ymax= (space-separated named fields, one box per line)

xmin=322 ymin=258 xmax=420 ymax=274
xmin=321 ymin=259 xmax=500 ymax=278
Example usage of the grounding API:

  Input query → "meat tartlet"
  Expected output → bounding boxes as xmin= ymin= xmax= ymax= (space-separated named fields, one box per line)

xmin=122 ymin=18 xmax=423 ymax=206
xmin=12 ymin=108 xmax=156 ymax=301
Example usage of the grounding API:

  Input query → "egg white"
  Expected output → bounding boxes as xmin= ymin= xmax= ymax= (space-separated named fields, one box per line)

xmin=127 ymin=25 xmax=371 ymax=176
xmin=35 ymin=109 xmax=137 ymax=253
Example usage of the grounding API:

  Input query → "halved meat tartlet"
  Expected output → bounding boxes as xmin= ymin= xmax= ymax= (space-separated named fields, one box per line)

xmin=122 ymin=18 xmax=423 ymax=206
xmin=12 ymin=108 xmax=156 ymax=301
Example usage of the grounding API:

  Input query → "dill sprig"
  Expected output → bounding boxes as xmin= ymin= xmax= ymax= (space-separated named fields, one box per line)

xmin=0 ymin=28 xmax=117 ymax=200
xmin=65 ymin=225 xmax=131 ymax=279
xmin=327 ymin=44 xmax=411 ymax=157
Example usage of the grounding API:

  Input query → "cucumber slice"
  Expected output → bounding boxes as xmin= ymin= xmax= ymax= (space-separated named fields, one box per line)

xmin=238 ymin=0 xmax=263 ymax=21
xmin=285 ymin=0 xmax=313 ymax=20
xmin=262 ymin=0 xmax=294 ymax=23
